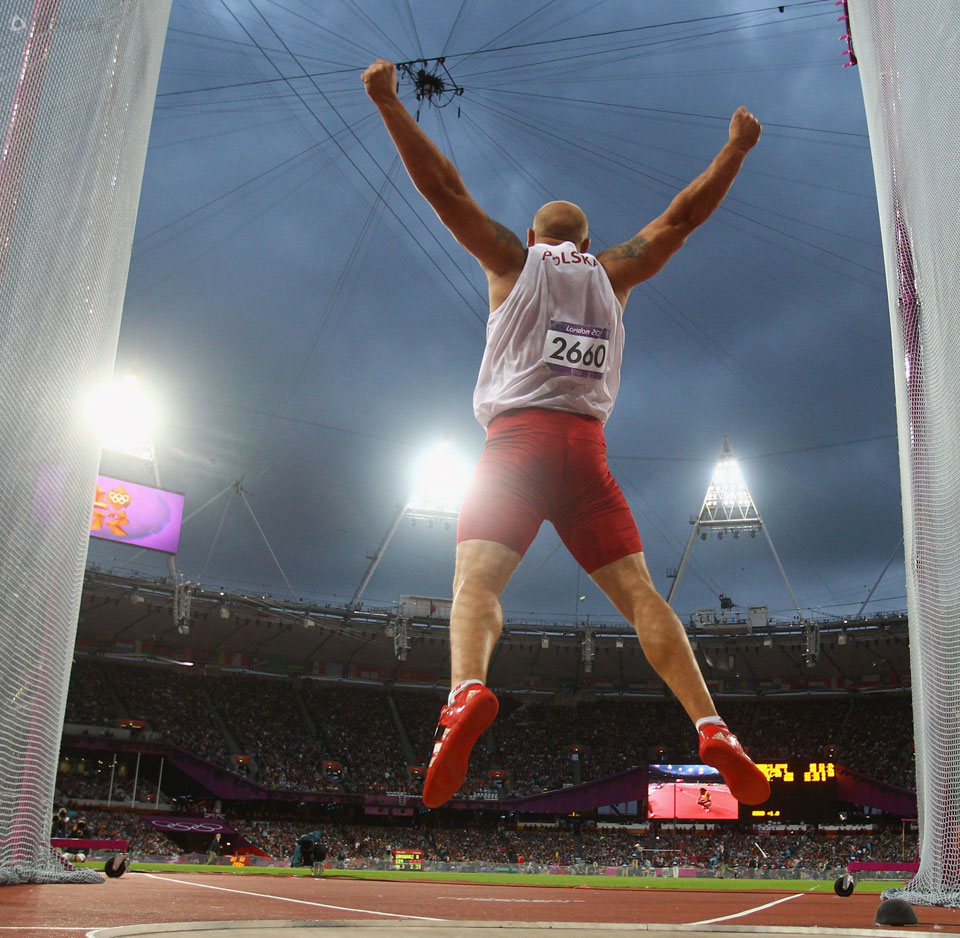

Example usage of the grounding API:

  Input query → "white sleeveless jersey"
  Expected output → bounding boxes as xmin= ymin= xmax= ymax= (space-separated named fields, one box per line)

xmin=473 ymin=241 xmax=624 ymax=427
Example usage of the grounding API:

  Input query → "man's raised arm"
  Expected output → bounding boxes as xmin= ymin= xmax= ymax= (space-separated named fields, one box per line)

xmin=599 ymin=106 xmax=761 ymax=305
xmin=362 ymin=59 xmax=524 ymax=282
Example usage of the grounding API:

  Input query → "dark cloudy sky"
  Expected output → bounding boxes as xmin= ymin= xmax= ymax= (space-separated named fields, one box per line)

xmin=87 ymin=0 xmax=905 ymax=628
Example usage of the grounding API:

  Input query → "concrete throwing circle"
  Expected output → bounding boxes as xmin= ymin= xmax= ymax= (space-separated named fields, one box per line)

xmin=84 ymin=920 xmax=943 ymax=938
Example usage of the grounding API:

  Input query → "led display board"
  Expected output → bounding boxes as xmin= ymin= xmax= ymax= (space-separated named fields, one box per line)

xmin=647 ymin=764 xmax=738 ymax=820
xmin=89 ymin=475 xmax=185 ymax=554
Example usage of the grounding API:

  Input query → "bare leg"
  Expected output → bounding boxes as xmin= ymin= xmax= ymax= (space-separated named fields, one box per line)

xmin=590 ymin=551 xmax=716 ymax=724
xmin=591 ymin=551 xmax=770 ymax=804
xmin=449 ymin=538 xmax=522 ymax=687
xmin=422 ymin=538 xmax=517 ymax=808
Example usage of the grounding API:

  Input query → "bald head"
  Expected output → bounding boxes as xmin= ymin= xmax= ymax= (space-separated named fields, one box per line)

xmin=530 ymin=201 xmax=589 ymax=247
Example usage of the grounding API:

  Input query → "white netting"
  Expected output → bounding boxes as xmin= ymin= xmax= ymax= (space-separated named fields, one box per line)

xmin=0 ymin=1 xmax=170 ymax=886
xmin=848 ymin=0 xmax=960 ymax=910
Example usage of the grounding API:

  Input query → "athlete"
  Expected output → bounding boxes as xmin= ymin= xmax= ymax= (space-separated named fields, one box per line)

xmin=362 ymin=58 xmax=770 ymax=810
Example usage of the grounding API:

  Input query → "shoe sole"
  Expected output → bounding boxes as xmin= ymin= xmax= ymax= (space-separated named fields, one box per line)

xmin=701 ymin=740 xmax=771 ymax=805
xmin=422 ymin=693 xmax=499 ymax=809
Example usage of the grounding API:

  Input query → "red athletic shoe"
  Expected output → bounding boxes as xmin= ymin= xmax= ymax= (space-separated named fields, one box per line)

xmin=698 ymin=722 xmax=770 ymax=805
xmin=422 ymin=684 xmax=499 ymax=809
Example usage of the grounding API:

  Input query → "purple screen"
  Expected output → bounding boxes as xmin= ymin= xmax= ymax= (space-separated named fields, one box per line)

xmin=90 ymin=475 xmax=185 ymax=554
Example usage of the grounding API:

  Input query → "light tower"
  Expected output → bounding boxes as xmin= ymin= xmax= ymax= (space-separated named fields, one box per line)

xmin=88 ymin=376 xmax=192 ymax=634
xmin=346 ymin=440 xmax=471 ymax=633
xmin=666 ymin=437 xmax=802 ymax=622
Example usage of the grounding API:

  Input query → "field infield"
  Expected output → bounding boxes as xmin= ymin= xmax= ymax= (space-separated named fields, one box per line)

xmin=81 ymin=861 xmax=897 ymax=892
xmin=8 ymin=863 xmax=956 ymax=938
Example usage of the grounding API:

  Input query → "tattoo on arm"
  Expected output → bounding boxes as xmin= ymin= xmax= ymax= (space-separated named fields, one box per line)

xmin=611 ymin=235 xmax=650 ymax=260
xmin=490 ymin=219 xmax=523 ymax=250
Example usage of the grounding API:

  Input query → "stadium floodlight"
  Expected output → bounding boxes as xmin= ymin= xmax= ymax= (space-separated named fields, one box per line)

xmin=406 ymin=439 xmax=472 ymax=519
xmin=666 ymin=437 xmax=802 ymax=621
xmin=702 ymin=447 xmax=757 ymax=522
xmin=348 ymin=440 xmax=474 ymax=615
xmin=87 ymin=375 xmax=157 ymax=461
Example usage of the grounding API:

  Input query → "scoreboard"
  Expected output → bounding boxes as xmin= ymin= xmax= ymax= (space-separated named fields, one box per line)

xmin=392 ymin=848 xmax=423 ymax=870
xmin=740 ymin=762 xmax=839 ymax=822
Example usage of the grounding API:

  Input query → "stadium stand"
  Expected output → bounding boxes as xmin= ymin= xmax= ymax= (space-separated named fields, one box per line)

xmin=61 ymin=657 xmax=917 ymax=798
xmin=300 ymin=682 xmax=410 ymax=793
xmin=214 ymin=672 xmax=326 ymax=790
xmin=58 ymin=654 xmax=920 ymax=873
xmin=46 ymin=803 xmax=917 ymax=872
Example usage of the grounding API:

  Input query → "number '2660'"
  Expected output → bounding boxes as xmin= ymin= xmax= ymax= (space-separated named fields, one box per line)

xmin=549 ymin=336 xmax=606 ymax=368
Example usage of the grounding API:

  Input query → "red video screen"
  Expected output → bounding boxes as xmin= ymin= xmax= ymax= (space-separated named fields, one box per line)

xmin=647 ymin=764 xmax=738 ymax=820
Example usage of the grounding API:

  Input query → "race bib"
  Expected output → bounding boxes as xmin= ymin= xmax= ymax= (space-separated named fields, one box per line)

xmin=542 ymin=320 xmax=610 ymax=380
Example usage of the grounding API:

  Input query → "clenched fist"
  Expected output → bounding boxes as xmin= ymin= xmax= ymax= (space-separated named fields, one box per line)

xmin=729 ymin=106 xmax=761 ymax=151
xmin=362 ymin=59 xmax=398 ymax=105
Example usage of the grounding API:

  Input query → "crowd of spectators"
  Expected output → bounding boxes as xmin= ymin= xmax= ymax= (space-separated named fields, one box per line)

xmin=492 ymin=699 xmax=577 ymax=793
xmin=392 ymin=687 xmax=447 ymax=783
xmin=301 ymin=683 xmax=410 ymax=793
xmin=233 ymin=818 xmax=306 ymax=860
xmin=838 ymin=695 xmax=915 ymax=790
xmin=222 ymin=817 xmax=919 ymax=872
xmin=670 ymin=827 xmax=914 ymax=873
xmin=50 ymin=806 xmax=184 ymax=858
xmin=572 ymin=698 xmax=697 ymax=779
xmin=65 ymin=658 xmax=235 ymax=768
xmin=54 ymin=751 xmax=162 ymax=805
xmin=63 ymin=810 xmax=913 ymax=873
xmin=47 ymin=798 xmax=917 ymax=872
xmin=749 ymin=697 xmax=849 ymax=762
xmin=64 ymin=658 xmax=127 ymax=727
xmin=53 ymin=659 xmax=922 ymax=878
xmin=213 ymin=672 xmax=326 ymax=790
xmin=56 ymin=771 xmax=130 ymax=803
xmin=62 ymin=657 xmax=918 ymax=800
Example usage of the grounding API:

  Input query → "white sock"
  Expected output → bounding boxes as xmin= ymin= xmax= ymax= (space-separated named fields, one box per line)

xmin=448 ymin=678 xmax=484 ymax=706
xmin=696 ymin=715 xmax=726 ymax=731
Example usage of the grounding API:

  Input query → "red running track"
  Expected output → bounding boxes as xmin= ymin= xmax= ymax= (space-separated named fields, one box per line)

xmin=3 ymin=872 xmax=960 ymax=937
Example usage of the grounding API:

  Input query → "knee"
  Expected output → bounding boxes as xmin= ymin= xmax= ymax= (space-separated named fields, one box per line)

xmin=621 ymin=578 xmax=666 ymax=622
xmin=453 ymin=569 xmax=502 ymax=603
xmin=453 ymin=541 xmax=519 ymax=599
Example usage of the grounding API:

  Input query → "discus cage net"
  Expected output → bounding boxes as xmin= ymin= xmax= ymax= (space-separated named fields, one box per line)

xmin=849 ymin=0 xmax=960 ymax=910
xmin=0 ymin=0 xmax=170 ymax=885
xmin=2 ymin=0 xmax=959 ymax=904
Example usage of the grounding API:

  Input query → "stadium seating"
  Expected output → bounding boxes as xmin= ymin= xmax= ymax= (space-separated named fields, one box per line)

xmin=61 ymin=657 xmax=917 ymax=799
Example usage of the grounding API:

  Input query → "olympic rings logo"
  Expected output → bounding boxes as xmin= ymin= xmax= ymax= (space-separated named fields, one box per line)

xmin=152 ymin=820 xmax=224 ymax=832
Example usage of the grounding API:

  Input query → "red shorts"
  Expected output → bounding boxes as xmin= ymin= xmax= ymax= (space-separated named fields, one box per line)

xmin=457 ymin=408 xmax=643 ymax=574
